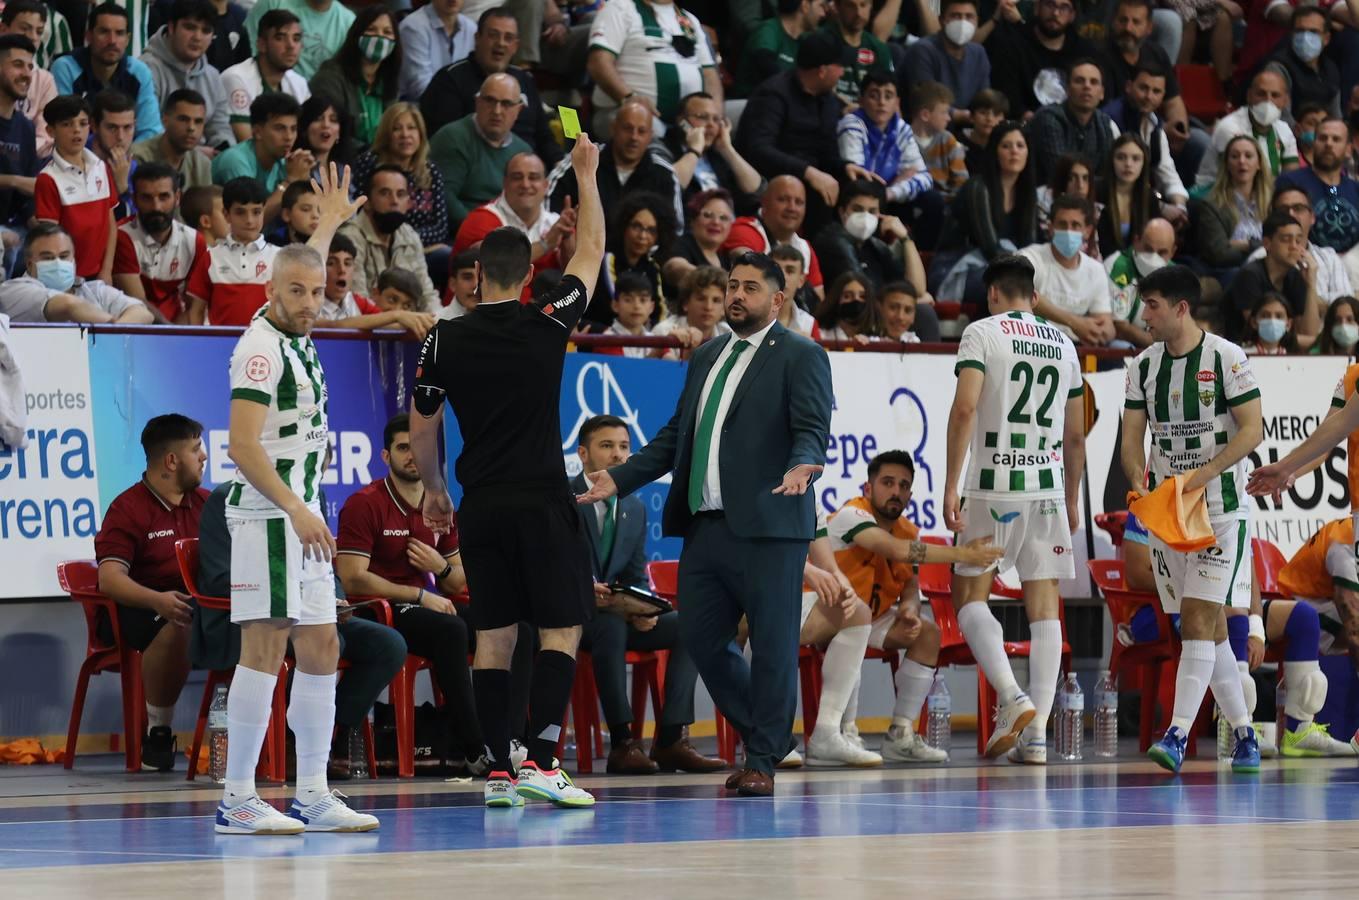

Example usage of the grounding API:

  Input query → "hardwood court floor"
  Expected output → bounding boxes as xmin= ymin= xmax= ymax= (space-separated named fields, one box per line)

xmin=2 ymin=748 xmax=1358 ymax=899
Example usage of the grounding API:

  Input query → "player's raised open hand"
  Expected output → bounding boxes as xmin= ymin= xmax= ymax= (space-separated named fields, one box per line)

xmin=772 ymin=463 xmax=822 ymax=496
xmin=576 ymin=469 xmax=618 ymax=504
xmin=311 ymin=161 xmax=367 ymax=225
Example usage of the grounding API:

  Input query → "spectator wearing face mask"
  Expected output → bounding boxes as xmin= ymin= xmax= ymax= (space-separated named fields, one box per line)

xmin=1195 ymin=65 xmax=1299 ymax=189
xmin=1312 ymin=295 xmax=1359 ymax=355
xmin=1265 ymin=5 xmax=1340 ymax=117
xmin=1017 ymin=193 xmax=1114 ymax=346
xmin=336 ymin=165 xmax=441 ymax=310
xmin=902 ymin=0 xmax=990 ymax=122
xmin=1105 ymin=216 xmax=1174 ymax=349
xmin=1243 ymin=292 xmax=1300 ymax=355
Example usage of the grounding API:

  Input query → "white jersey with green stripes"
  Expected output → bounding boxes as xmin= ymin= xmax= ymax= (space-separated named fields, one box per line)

xmin=955 ymin=311 xmax=1083 ymax=501
xmin=226 ymin=309 xmax=329 ymax=518
xmin=1124 ymin=331 xmax=1259 ymax=520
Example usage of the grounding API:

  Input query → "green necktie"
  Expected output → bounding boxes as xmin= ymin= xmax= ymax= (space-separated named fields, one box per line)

xmin=598 ymin=497 xmax=617 ymax=565
xmin=688 ymin=339 xmax=750 ymax=513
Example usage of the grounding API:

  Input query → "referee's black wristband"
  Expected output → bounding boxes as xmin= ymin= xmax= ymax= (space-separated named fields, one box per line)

xmin=437 ymin=562 xmax=454 ymax=581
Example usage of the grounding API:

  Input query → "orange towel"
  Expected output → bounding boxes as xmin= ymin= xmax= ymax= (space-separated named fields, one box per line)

xmin=0 ymin=739 xmax=62 ymax=765
xmin=1128 ymin=474 xmax=1215 ymax=553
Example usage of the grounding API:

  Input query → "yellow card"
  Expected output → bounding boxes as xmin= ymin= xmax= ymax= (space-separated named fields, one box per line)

xmin=558 ymin=105 xmax=582 ymax=139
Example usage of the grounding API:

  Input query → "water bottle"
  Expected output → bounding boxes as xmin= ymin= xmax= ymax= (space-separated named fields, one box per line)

xmin=208 ymin=684 xmax=229 ymax=784
xmin=1058 ymin=673 xmax=1084 ymax=760
xmin=1216 ymin=705 xmax=1232 ymax=760
xmin=1093 ymin=670 xmax=1118 ymax=758
xmin=349 ymin=724 xmax=369 ymax=780
xmin=925 ymin=674 xmax=952 ymax=757
xmin=1054 ymin=685 xmax=1069 ymax=757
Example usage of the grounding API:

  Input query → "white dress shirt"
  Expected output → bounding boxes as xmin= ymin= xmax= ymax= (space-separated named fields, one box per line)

xmin=694 ymin=317 xmax=779 ymax=511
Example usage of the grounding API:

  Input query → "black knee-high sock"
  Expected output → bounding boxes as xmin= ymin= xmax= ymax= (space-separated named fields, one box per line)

xmin=526 ymin=650 xmax=576 ymax=769
xmin=473 ymin=668 xmax=513 ymax=774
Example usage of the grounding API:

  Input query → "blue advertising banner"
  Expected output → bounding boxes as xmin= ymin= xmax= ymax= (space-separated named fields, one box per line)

xmin=88 ymin=331 xmax=418 ymax=529
xmin=443 ymin=353 xmax=687 ymax=563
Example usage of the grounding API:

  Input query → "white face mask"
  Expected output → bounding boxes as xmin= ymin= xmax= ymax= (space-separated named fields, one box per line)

xmin=1332 ymin=322 xmax=1359 ymax=349
xmin=844 ymin=210 xmax=879 ymax=241
xmin=1134 ymin=250 xmax=1168 ymax=276
xmin=944 ymin=18 xmax=976 ymax=45
xmin=1250 ymin=100 xmax=1281 ymax=127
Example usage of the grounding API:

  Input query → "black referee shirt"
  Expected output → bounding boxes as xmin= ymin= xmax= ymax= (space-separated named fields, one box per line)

xmin=414 ymin=275 xmax=589 ymax=494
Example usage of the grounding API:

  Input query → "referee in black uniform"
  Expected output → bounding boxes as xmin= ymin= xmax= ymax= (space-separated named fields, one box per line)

xmin=409 ymin=137 xmax=604 ymax=808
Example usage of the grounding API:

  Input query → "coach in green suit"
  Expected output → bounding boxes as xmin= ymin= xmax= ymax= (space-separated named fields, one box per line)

xmin=578 ymin=251 xmax=833 ymax=796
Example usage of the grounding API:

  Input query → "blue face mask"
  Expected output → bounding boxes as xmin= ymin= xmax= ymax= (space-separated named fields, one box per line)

xmin=34 ymin=258 xmax=75 ymax=292
xmin=1301 ymin=130 xmax=1316 ymax=145
xmin=1257 ymin=317 xmax=1287 ymax=344
xmin=1052 ymin=229 xmax=1084 ymax=259
xmin=1293 ymin=31 xmax=1322 ymax=63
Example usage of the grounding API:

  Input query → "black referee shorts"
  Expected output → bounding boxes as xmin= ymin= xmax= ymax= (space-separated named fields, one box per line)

xmin=456 ymin=487 xmax=595 ymax=631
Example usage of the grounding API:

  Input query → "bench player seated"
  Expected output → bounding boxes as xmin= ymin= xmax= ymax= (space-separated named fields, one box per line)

xmin=1123 ymin=513 xmax=1351 ymax=757
xmin=819 ymin=450 xmax=1003 ymax=764
xmin=337 ymin=414 xmax=493 ymax=774
xmin=94 ymin=414 xmax=209 ymax=771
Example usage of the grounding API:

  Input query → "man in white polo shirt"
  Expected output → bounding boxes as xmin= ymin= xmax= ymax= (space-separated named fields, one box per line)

xmin=222 ymin=9 xmax=310 ymax=143
xmin=1018 ymin=194 xmax=1115 ymax=347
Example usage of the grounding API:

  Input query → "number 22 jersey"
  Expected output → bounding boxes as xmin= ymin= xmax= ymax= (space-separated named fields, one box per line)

xmin=954 ymin=311 xmax=1083 ymax=502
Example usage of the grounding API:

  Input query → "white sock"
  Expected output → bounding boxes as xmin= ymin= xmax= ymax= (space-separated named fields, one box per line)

xmin=223 ymin=665 xmax=277 ymax=804
xmin=957 ymin=603 xmax=1021 ymax=704
xmin=1209 ymin=640 xmax=1251 ymax=730
xmin=1169 ymin=640 xmax=1216 ymax=733
xmin=288 ymin=671 xmax=337 ymax=805
xmin=1237 ymin=659 xmax=1257 ymax=717
xmin=1026 ymin=620 xmax=1063 ymax=737
xmin=810 ymin=624 xmax=869 ymax=741
xmin=1284 ymin=659 xmax=1321 ymax=726
xmin=146 ymin=703 xmax=174 ymax=729
xmin=842 ymin=680 xmax=861 ymax=732
xmin=891 ymin=657 xmax=935 ymax=730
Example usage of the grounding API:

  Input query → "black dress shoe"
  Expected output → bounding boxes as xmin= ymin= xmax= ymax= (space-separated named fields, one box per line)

xmin=141 ymin=726 xmax=176 ymax=772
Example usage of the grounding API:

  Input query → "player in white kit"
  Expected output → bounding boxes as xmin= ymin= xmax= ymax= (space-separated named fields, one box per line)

xmin=943 ymin=254 xmax=1087 ymax=763
xmin=1121 ymin=264 xmax=1263 ymax=774
xmin=213 ymin=164 xmax=378 ymax=835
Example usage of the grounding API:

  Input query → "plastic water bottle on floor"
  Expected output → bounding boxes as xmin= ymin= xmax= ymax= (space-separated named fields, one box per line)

xmin=925 ymin=674 xmax=952 ymax=756
xmin=350 ymin=724 xmax=369 ymax=779
xmin=1058 ymin=674 xmax=1084 ymax=760
xmin=1093 ymin=670 xmax=1118 ymax=758
xmin=208 ymin=684 xmax=229 ymax=784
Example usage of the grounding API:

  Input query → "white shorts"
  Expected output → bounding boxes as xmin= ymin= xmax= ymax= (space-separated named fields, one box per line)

xmin=1148 ymin=517 xmax=1251 ymax=613
xmin=800 ymin=593 xmax=898 ymax=650
xmin=956 ymin=497 xmax=1074 ymax=582
xmin=228 ymin=513 xmax=338 ymax=625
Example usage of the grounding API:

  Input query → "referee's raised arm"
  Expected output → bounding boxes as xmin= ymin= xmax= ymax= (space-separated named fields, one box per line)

xmin=556 ymin=135 xmax=604 ymax=301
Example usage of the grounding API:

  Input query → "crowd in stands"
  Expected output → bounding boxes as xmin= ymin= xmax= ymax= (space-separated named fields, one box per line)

xmin=0 ymin=0 xmax=1356 ymax=356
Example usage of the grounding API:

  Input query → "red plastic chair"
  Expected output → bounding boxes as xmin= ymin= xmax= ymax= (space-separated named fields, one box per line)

xmin=917 ymin=536 xmax=1073 ymax=754
xmin=175 ymin=539 xmax=290 ymax=782
xmin=1095 ymin=511 xmax=1129 ymax=548
xmin=561 ymin=648 xmax=664 ymax=774
xmin=1088 ymin=559 xmax=1176 ymax=751
xmin=1176 ymin=64 xmax=1230 ymax=124
xmin=57 ymin=560 xmax=145 ymax=773
xmin=174 ymin=539 xmax=376 ymax=781
xmin=1253 ymin=538 xmax=1289 ymax=600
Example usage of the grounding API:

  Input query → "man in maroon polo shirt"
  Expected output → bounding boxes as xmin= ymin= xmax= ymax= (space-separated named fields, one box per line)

xmin=336 ymin=413 xmax=489 ymax=771
xmin=94 ymin=413 xmax=210 ymax=772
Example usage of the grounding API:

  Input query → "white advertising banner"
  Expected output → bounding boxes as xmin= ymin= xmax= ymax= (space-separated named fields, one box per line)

xmin=0 ymin=328 xmax=99 ymax=598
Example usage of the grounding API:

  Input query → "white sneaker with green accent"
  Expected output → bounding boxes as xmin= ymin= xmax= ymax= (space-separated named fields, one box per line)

xmin=881 ymin=728 xmax=947 ymax=763
xmin=515 ymin=763 xmax=595 ymax=807
xmin=1282 ymin=722 xmax=1356 ymax=757
xmin=484 ymin=772 xmax=524 ymax=807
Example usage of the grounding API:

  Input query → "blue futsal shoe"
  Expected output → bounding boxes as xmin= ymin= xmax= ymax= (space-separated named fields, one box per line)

xmin=1230 ymin=726 xmax=1261 ymax=773
xmin=1148 ymin=726 xmax=1187 ymax=773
